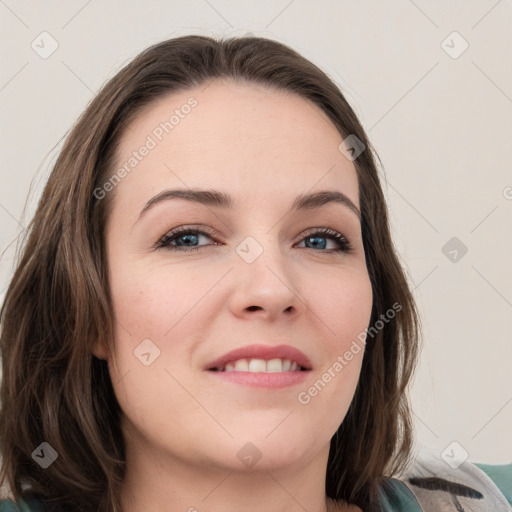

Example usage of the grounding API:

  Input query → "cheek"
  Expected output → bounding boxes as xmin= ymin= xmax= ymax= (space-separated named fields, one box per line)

xmin=105 ymin=264 xmax=196 ymax=433
xmin=105 ymin=255 xmax=218 ymax=400
xmin=108 ymin=257 xmax=200 ymax=338
xmin=297 ymin=269 xmax=372 ymax=421
xmin=308 ymin=266 xmax=373 ymax=348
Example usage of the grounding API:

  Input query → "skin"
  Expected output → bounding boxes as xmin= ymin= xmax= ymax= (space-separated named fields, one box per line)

xmin=92 ymin=79 xmax=372 ymax=512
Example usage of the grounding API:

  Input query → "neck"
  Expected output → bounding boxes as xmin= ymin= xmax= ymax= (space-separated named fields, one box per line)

xmin=118 ymin=435 xmax=354 ymax=512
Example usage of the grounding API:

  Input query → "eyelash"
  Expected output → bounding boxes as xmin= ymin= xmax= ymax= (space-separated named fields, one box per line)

xmin=154 ymin=226 xmax=354 ymax=254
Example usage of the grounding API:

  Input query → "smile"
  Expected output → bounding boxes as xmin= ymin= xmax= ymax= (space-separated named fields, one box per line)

xmin=209 ymin=357 xmax=307 ymax=373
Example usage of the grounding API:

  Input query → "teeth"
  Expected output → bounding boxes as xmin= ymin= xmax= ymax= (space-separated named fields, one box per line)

xmin=248 ymin=359 xmax=267 ymax=372
xmin=266 ymin=358 xmax=283 ymax=372
xmin=218 ymin=358 xmax=302 ymax=373
xmin=234 ymin=359 xmax=249 ymax=371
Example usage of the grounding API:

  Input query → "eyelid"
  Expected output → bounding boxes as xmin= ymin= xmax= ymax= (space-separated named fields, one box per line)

xmin=297 ymin=227 xmax=354 ymax=253
xmin=154 ymin=224 xmax=354 ymax=254
xmin=153 ymin=224 xmax=216 ymax=249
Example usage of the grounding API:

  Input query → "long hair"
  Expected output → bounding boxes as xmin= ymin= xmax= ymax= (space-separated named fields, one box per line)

xmin=0 ymin=35 xmax=421 ymax=512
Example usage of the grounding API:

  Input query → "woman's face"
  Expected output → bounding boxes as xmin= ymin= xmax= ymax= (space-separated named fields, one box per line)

xmin=96 ymin=80 xmax=373 ymax=472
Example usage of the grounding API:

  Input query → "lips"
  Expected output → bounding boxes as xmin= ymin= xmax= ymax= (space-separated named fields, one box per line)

xmin=204 ymin=344 xmax=313 ymax=372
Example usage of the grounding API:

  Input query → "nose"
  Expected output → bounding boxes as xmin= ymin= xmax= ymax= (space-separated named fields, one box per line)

xmin=228 ymin=237 xmax=305 ymax=322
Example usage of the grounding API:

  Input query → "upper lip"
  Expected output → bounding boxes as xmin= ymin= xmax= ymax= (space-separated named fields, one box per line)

xmin=205 ymin=344 xmax=313 ymax=371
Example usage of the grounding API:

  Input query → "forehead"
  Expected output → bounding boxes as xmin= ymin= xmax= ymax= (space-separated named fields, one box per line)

xmin=113 ymin=79 xmax=359 ymax=211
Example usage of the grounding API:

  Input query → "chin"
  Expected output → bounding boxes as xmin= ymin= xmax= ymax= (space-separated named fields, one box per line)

xmin=210 ymin=430 xmax=319 ymax=471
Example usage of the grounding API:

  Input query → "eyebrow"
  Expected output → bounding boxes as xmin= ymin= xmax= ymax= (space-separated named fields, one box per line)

xmin=136 ymin=188 xmax=361 ymax=223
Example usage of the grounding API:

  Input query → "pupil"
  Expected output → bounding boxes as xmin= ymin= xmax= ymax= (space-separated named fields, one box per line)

xmin=308 ymin=236 xmax=326 ymax=249
xmin=180 ymin=234 xmax=197 ymax=246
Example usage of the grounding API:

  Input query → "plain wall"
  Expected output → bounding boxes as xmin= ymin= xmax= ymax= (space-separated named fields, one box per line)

xmin=0 ymin=0 xmax=510 ymax=477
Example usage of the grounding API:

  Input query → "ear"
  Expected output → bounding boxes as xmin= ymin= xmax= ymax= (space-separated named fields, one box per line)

xmin=91 ymin=338 xmax=110 ymax=361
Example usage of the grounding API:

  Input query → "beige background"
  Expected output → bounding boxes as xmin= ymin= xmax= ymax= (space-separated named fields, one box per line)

xmin=0 ymin=0 xmax=511 ymax=473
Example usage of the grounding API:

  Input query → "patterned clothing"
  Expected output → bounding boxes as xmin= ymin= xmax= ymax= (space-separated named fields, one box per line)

xmin=1 ymin=459 xmax=510 ymax=511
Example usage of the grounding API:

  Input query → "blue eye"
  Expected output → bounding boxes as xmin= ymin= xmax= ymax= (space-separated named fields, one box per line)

xmin=155 ymin=227 xmax=216 ymax=252
xmin=297 ymin=229 xmax=353 ymax=253
xmin=155 ymin=226 xmax=353 ymax=254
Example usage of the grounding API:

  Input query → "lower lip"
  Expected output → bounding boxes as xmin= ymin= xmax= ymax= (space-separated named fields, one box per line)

xmin=206 ymin=370 xmax=310 ymax=389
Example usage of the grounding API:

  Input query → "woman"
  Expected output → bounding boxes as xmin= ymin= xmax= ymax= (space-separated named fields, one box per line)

xmin=0 ymin=35 xmax=510 ymax=512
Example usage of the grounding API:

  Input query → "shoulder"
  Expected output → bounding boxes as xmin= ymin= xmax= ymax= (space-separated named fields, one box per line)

xmin=381 ymin=456 xmax=512 ymax=511
xmin=378 ymin=478 xmax=423 ymax=511
xmin=475 ymin=462 xmax=512 ymax=505
xmin=0 ymin=496 xmax=45 ymax=512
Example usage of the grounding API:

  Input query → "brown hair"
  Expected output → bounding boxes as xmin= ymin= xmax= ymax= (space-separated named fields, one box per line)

xmin=0 ymin=35 xmax=421 ymax=512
